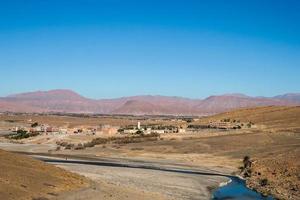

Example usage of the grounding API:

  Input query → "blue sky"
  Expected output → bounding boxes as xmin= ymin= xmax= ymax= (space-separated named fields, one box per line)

xmin=0 ymin=0 xmax=299 ymax=99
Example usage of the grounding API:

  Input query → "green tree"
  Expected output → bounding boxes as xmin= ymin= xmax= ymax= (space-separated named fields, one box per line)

xmin=31 ymin=122 xmax=39 ymax=127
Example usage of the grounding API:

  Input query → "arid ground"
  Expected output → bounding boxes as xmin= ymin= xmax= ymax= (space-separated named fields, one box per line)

xmin=0 ymin=106 xmax=299 ymax=200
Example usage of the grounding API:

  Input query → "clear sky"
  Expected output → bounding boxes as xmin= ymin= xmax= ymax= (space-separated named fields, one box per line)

xmin=0 ymin=0 xmax=299 ymax=99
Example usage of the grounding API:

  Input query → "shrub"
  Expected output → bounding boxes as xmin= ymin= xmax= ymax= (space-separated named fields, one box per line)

xmin=131 ymin=147 xmax=144 ymax=151
xmin=136 ymin=130 xmax=143 ymax=135
xmin=10 ymin=130 xmax=29 ymax=139
xmin=31 ymin=122 xmax=39 ymax=127
xmin=65 ymin=143 xmax=75 ymax=150
xmin=117 ymin=128 xmax=124 ymax=133
xmin=74 ymin=143 xmax=85 ymax=150
xmin=243 ymin=156 xmax=251 ymax=168
xmin=259 ymin=178 xmax=268 ymax=186
xmin=82 ymin=133 xmax=160 ymax=148
xmin=83 ymin=142 xmax=95 ymax=148
xmin=56 ymin=141 xmax=68 ymax=147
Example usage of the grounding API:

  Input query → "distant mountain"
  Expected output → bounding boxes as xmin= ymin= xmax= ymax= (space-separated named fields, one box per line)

xmin=111 ymin=95 xmax=200 ymax=115
xmin=0 ymin=89 xmax=299 ymax=116
xmin=273 ymin=93 xmax=300 ymax=103
xmin=112 ymin=100 xmax=168 ymax=115
xmin=7 ymin=89 xmax=85 ymax=101
xmin=3 ymin=89 xmax=99 ymax=113
xmin=194 ymin=94 xmax=290 ymax=115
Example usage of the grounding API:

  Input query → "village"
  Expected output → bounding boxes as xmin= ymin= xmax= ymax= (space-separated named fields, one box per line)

xmin=7 ymin=116 xmax=255 ymax=140
xmin=0 ymin=107 xmax=297 ymax=200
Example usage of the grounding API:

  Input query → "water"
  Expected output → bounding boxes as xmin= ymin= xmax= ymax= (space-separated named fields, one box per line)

xmin=212 ymin=177 xmax=274 ymax=200
xmin=33 ymin=155 xmax=275 ymax=200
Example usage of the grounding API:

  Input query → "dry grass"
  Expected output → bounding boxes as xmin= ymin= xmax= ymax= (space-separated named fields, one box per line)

xmin=193 ymin=106 xmax=300 ymax=131
xmin=0 ymin=114 xmax=184 ymax=129
xmin=0 ymin=149 xmax=89 ymax=200
xmin=56 ymin=133 xmax=160 ymax=149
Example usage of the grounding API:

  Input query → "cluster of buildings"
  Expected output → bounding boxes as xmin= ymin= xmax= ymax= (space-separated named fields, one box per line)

xmin=187 ymin=119 xmax=253 ymax=131
xmin=12 ymin=123 xmax=120 ymax=136
xmin=12 ymin=124 xmax=59 ymax=134
xmin=9 ymin=117 xmax=253 ymax=138
xmin=119 ymin=122 xmax=186 ymax=135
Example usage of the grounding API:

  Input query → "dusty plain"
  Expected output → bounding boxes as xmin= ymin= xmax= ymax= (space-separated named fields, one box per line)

xmin=0 ymin=106 xmax=299 ymax=200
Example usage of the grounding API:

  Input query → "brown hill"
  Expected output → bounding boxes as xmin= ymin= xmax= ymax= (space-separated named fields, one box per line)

xmin=194 ymin=95 xmax=290 ymax=114
xmin=112 ymin=95 xmax=200 ymax=115
xmin=8 ymin=89 xmax=85 ymax=101
xmin=0 ymin=149 xmax=88 ymax=200
xmin=0 ymin=89 xmax=299 ymax=115
xmin=112 ymin=100 xmax=167 ymax=115
xmin=0 ymin=100 xmax=44 ymax=113
xmin=194 ymin=106 xmax=300 ymax=131
xmin=4 ymin=89 xmax=99 ymax=113
xmin=274 ymin=93 xmax=300 ymax=102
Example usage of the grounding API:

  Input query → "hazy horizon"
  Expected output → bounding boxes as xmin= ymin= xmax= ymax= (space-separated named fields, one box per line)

xmin=2 ymin=88 xmax=300 ymax=100
xmin=1 ymin=0 xmax=299 ymax=99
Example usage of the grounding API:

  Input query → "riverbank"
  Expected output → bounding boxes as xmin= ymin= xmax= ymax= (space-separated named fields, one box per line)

xmin=30 ymin=154 xmax=275 ymax=200
xmin=33 ymin=154 xmax=229 ymax=200
xmin=245 ymin=152 xmax=300 ymax=200
xmin=1 ymin=128 xmax=299 ymax=199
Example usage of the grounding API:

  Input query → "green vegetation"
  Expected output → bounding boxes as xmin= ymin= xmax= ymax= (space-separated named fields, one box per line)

xmin=136 ymin=130 xmax=144 ymax=134
xmin=259 ymin=178 xmax=268 ymax=187
xmin=8 ymin=130 xmax=39 ymax=140
xmin=56 ymin=133 xmax=160 ymax=150
xmin=240 ymin=156 xmax=253 ymax=178
xmin=4 ymin=120 xmax=16 ymax=123
xmin=13 ymin=130 xmax=30 ymax=139
xmin=222 ymin=118 xmax=231 ymax=122
xmin=31 ymin=122 xmax=39 ymax=127
xmin=243 ymin=156 xmax=251 ymax=168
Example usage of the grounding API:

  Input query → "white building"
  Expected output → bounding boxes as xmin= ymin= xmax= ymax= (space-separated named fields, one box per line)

xmin=137 ymin=122 xmax=141 ymax=129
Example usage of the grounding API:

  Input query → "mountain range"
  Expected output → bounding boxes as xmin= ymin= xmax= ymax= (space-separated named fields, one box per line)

xmin=0 ymin=89 xmax=299 ymax=116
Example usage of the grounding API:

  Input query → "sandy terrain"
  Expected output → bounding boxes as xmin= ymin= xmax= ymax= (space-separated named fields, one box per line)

xmin=1 ymin=106 xmax=299 ymax=199
xmin=0 ymin=114 xmax=185 ymax=129
xmin=36 ymin=155 xmax=228 ymax=200
xmin=0 ymin=149 xmax=89 ymax=200
xmin=1 ymin=128 xmax=299 ymax=199
xmin=194 ymin=106 xmax=300 ymax=132
xmin=0 ymin=142 xmax=230 ymax=200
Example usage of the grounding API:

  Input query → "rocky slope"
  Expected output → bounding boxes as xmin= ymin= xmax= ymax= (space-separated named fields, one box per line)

xmin=245 ymin=151 xmax=300 ymax=200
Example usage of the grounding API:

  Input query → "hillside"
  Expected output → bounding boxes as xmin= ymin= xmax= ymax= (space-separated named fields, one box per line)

xmin=112 ymin=100 xmax=169 ymax=115
xmin=194 ymin=106 xmax=300 ymax=131
xmin=274 ymin=93 xmax=300 ymax=102
xmin=194 ymin=95 xmax=289 ymax=114
xmin=0 ymin=150 xmax=89 ymax=200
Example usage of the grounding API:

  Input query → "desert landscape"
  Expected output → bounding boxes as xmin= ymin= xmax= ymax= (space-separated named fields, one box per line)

xmin=1 ymin=1 xmax=299 ymax=199
xmin=0 ymin=103 xmax=299 ymax=200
